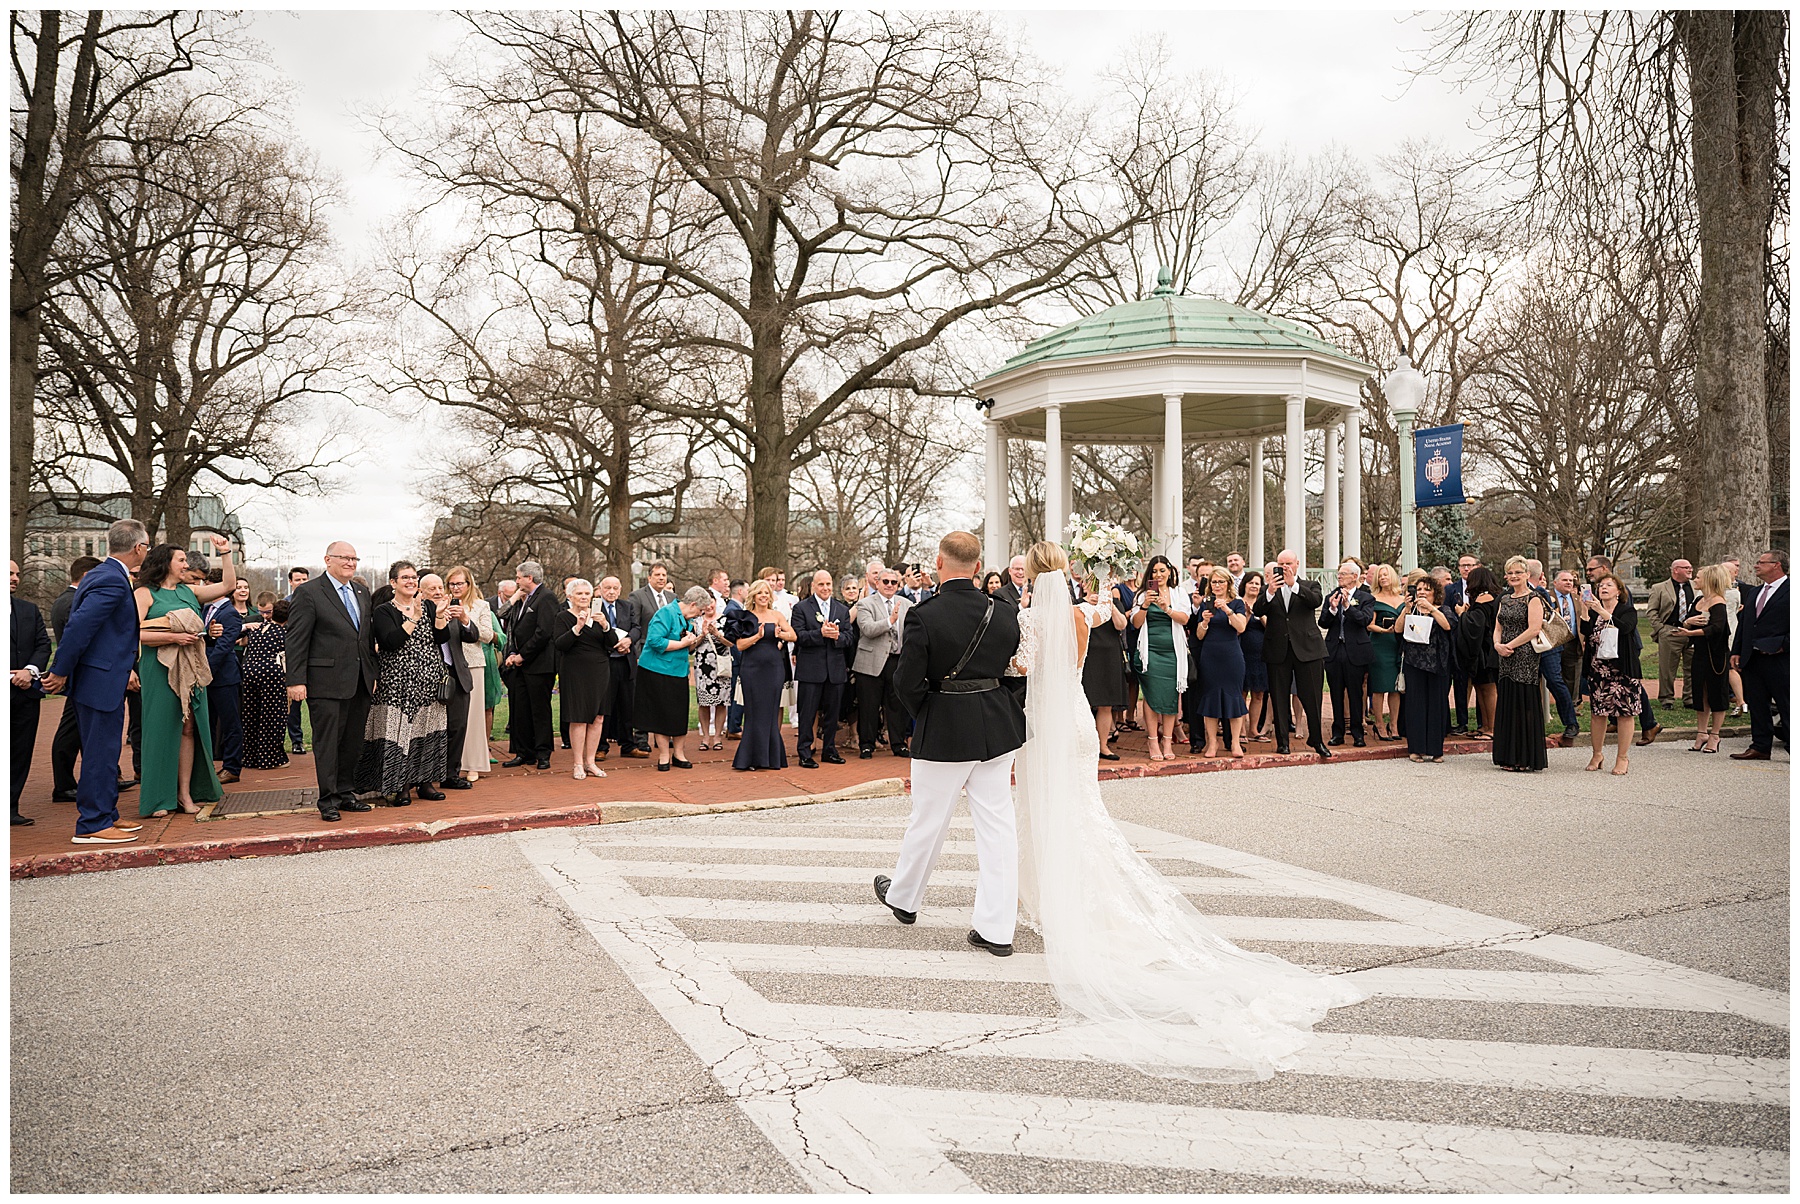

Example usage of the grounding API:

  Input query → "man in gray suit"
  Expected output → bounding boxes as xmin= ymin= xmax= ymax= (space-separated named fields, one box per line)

xmin=852 ymin=566 xmax=911 ymax=758
xmin=285 ymin=542 xmax=379 ymax=822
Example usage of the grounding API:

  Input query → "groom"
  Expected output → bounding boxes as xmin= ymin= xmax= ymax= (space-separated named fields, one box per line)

xmin=874 ymin=531 xmax=1026 ymax=956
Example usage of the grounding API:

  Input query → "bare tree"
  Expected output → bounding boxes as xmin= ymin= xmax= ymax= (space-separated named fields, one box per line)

xmin=10 ymin=11 xmax=222 ymax=550
xmin=465 ymin=10 xmax=1187 ymax=571
xmin=35 ymin=84 xmax=354 ymax=546
xmin=1425 ymin=10 xmax=1788 ymax=563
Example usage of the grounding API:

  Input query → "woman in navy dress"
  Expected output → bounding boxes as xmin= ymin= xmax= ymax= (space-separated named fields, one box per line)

xmin=731 ymin=579 xmax=797 ymax=771
xmin=1192 ymin=567 xmax=1249 ymax=758
xmin=1238 ymin=571 xmax=1270 ymax=742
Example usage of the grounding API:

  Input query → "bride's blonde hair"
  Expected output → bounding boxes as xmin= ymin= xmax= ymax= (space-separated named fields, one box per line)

xmin=1024 ymin=540 xmax=1068 ymax=579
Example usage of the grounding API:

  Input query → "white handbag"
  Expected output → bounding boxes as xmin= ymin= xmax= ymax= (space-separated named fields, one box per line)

xmin=1402 ymin=614 xmax=1434 ymax=644
xmin=1594 ymin=627 xmax=1620 ymax=659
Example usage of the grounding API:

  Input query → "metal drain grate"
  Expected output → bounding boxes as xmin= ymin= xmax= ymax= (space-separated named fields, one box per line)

xmin=207 ymin=788 xmax=319 ymax=818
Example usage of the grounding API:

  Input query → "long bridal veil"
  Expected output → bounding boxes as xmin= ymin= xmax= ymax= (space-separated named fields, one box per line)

xmin=1016 ymin=569 xmax=1366 ymax=1082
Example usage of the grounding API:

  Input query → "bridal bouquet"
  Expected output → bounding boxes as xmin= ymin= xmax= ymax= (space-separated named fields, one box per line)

xmin=1065 ymin=512 xmax=1142 ymax=584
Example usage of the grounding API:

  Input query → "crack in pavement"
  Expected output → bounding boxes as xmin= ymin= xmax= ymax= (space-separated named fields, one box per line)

xmin=1280 ymin=798 xmax=1480 ymax=845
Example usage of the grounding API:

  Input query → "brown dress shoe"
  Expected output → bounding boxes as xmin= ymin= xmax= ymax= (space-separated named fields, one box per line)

xmin=1730 ymin=747 xmax=1772 ymax=760
xmin=1636 ymin=723 xmax=1661 ymax=747
xmin=218 ymin=771 xmax=240 ymax=784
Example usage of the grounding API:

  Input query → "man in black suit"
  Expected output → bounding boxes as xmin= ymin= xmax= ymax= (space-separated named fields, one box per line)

xmin=592 ymin=575 xmax=642 ymax=760
xmin=877 ymin=531 xmax=1026 ymax=957
xmin=499 ymin=560 xmax=560 ymax=770
xmin=1444 ymin=554 xmax=1480 ymax=732
xmin=627 ymin=562 xmax=677 ymax=754
xmin=791 ymin=569 xmax=857 ymax=768
xmin=11 ymin=559 xmax=53 ymax=825
xmin=1731 ymin=550 xmax=1789 ymax=760
xmin=284 ymin=541 xmax=380 ymax=822
xmin=284 ymin=565 xmax=311 ymax=753
xmin=995 ymin=555 xmax=1027 ymax=606
xmin=1253 ymin=548 xmax=1329 ymax=759
xmin=1319 ymin=560 xmax=1375 ymax=747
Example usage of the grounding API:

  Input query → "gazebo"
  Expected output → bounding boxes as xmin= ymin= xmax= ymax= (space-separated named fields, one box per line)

xmin=974 ymin=272 xmax=1376 ymax=575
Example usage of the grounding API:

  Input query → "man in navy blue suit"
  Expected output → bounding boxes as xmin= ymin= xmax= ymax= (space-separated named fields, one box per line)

xmin=1731 ymin=550 xmax=1789 ymax=760
xmin=11 ymin=559 xmax=54 ymax=825
xmin=791 ymin=569 xmax=857 ymax=769
xmin=43 ymin=519 xmax=151 ymax=844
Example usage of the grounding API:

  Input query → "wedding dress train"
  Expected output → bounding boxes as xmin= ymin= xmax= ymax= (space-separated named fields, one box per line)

xmin=1015 ymin=569 xmax=1367 ymax=1082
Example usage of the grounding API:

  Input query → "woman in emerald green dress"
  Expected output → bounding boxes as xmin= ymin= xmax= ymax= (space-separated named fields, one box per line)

xmin=134 ymin=536 xmax=238 ymax=817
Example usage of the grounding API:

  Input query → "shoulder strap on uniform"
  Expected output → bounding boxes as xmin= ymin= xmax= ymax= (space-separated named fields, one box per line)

xmin=946 ymin=597 xmax=996 ymax=681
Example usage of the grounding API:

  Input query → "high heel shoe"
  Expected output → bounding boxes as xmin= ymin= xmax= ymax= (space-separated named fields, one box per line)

xmin=585 ymin=763 xmax=607 ymax=777
xmin=1703 ymin=737 xmax=1721 ymax=754
xmin=1688 ymin=737 xmax=1707 ymax=751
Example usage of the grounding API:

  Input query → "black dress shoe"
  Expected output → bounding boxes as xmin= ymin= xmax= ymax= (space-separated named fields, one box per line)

xmin=1328 ymin=736 xmax=1345 ymax=746
xmin=1311 ymin=741 xmax=1333 ymax=759
xmin=890 ymin=745 xmax=909 ymax=757
xmin=821 ymin=749 xmax=844 ymax=765
xmin=656 ymin=761 xmax=671 ymax=772
xmin=968 ymin=929 xmax=1014 ymax=957
xmin=1275 ymin=742 xmax=1291 ymax=756
xmin=12 ymin=814 xmax=34 ymax=826
xmin=442 ymin=777 xmax=472 ymax=790
xmin=873 ymin=875 xmax=916 ymax=924
xmin=291 ymin=746 xmax=308 ymax=755
xmin=340 ymin=800 xmax=374 ymax=812
xmin=501 ymin=756 xmax=530 ymax=768
xmin=1352 ymin=735 xmax=1366 ymax=748
xmin=319 ymin=808 xmax=342 ymax=823
xmin=416 ymin=785 xmax=446 ymax=801
xmin=535 ymin=759 xmax=552 ymax=770
xmin=388 ymin=791 xmax=412 ymax=807
xmin=860 ymin=749 xmax=874 ymax=759
xmin=670 ymin=759 xmax=693 ymax=770
xmin=116 ymin=777 xmax=138 ymax=790
xmin=799 ymin=755 xmax=819 ymax=769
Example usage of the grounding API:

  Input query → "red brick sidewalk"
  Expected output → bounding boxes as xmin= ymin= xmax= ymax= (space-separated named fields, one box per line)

xmin=12 ymin=696 xmax=1485 ymax=879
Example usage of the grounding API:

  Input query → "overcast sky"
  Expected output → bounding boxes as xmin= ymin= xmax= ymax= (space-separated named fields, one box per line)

xmin=234 ymin=9 xmax=1483 ymax=575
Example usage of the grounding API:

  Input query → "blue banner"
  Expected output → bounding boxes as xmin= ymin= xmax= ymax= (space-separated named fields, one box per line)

xmin=1413 ymin=424 xmax=1465 ymax=508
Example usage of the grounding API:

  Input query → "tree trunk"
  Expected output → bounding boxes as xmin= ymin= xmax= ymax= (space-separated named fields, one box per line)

xmin=1679 ymin=10 xmax=1782 ymax=566
xmin=748 ymin=445 xmax=794 ymax=579
xmin=10 ymin=289 xmax=40 ymax=552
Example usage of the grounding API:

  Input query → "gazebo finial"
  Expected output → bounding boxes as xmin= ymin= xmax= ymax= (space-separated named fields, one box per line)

xmin=1152 ymin=265 xmax=1174 ymax=297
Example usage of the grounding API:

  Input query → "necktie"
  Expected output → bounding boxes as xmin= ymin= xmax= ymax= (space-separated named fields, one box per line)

xmin=339 ymin=583 xmax=358 ymax=629
xmin=605 ymin=601 xmax=616 ymax=624
xmin=1758 ymin=583 xmax=1772 ymax=616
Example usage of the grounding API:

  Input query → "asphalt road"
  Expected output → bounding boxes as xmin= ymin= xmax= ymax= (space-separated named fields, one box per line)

xmin=11 ymin=740 xmax=1788 ymax=1192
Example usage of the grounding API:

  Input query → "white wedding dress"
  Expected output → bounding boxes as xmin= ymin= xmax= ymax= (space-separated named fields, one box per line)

xmin=1015 ymin=569 xmax=1367 ymax=1082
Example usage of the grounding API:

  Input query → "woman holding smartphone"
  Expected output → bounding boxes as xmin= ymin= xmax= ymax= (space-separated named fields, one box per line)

xmin=1130 ymin=555 xmax=1190 ymax=761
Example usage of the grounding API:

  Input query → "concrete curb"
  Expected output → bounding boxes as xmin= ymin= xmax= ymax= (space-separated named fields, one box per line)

xmin=2 ymin=734 xmax=1604 ymax=878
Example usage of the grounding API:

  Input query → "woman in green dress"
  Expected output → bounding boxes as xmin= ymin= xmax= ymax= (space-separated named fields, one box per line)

xmin=134 ymin=536 xmax=238 ymax=816
xmin=1366 ymin=563 xmax=1406 ymax=741
xmin=1129 ymin=555 xmax=1191 ymax=762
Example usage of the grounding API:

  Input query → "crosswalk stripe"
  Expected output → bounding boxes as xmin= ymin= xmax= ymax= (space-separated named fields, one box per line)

xmin=643 ymin=896 xmax=1454 ymax=947
xmin=704 ymin=942 xmax=1768 ymax=1013
xmin=610 ymin=861 xmax=1302 ymax=895
xmin=868 ymin=1084 xmax=1789 ymax=1192
xmin=771 ymin=1004 xmax=1787 ymax=1105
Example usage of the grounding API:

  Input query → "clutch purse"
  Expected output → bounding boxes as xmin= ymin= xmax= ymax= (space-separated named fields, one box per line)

xmin=720 ymin=609 xmax=759 ymax=641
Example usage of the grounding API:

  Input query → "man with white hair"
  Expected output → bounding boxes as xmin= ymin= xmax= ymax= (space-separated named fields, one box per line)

xmin=1251 ymin=548 xmax=1328 ymax=759
xmin=501 ymin=560 xmax=560 ymax=770
xmin=284 ymin=540 xmax=379 ymax=822
xmin=592 ymin=576 xmax=643 ymax=760
xmin=998 ymin=555 xmax=1028 ymax=606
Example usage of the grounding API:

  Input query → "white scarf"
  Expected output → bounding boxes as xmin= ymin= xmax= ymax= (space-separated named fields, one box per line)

xmin=1132 ymin=600 xmax=1189 ymax=686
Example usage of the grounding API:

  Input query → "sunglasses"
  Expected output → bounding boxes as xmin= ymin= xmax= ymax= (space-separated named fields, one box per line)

xmin=881 ymin=577 xmax=900 ymax=585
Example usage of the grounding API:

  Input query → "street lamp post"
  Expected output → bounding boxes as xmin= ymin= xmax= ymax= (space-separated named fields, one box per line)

xmin=1384 ymin=354 xmax=1427 ymax=573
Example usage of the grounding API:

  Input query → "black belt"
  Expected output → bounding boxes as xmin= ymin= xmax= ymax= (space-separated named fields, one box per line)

xmin=931 ymin=678 xmax=1000 ymax=694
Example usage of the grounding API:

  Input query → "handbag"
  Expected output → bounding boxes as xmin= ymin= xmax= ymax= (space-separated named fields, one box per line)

xmin=1534 ymin=610 xmax=1573 ymax=653
xmin=436 ymin=673 xmax=456 ymax=704
xmin=1594 ymin=626 xmax=1620 ymax=660
xmin=1402 ymin=613 xmax=1434 ymax=644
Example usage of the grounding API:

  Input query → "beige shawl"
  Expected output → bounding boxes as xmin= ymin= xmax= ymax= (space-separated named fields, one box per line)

xmin=155 ymin=608 xmax=213 ymax=721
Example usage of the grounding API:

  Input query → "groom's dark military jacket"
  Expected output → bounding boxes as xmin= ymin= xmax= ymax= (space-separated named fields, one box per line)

xmin=895 ymin=577 xmax=1026 ymax=762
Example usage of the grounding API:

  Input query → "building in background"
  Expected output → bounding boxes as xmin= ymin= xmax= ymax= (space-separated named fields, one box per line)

xmin=20 ymin=493 xmax=246 ymax=607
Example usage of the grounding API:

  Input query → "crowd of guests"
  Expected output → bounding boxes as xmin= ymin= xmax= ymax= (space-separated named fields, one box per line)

xmin=1068 ymin=546 xmax=1789 ymax=779
xmin=11 ymin=518 xmax=1791 ymax=841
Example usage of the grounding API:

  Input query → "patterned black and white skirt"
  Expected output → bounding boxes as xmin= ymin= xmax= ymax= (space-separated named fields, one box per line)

xmin=356 ymin=635 xmax=449 ymax=794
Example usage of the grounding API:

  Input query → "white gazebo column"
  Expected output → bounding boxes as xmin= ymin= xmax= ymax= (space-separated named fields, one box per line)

xmin=1149 ymin=445 xmax=1165 ymax=551
xmin=983 ymin=418 xmax=1010 ymax=570
xmin=1343 ymin=409 xmax=1363 ymax=563
xmin=1248 ymin=437 xmax=1266 ymax=567
xmin=1043 ymin=404 xmax=1065 ymax=545
xmin=1283 ymin=393 xmax=1305 ymax=570
xmin=1163 ymin=392 xmax=1184 ymax=560
xmin=1057 ymin=439 xmax=1075 ymax=539
xmin=1321 ymin=418 xmax=1341 ymax=573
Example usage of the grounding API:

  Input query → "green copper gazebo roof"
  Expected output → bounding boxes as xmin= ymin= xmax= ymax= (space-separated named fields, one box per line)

xmin=999 ymin=289 xmax=1373 ymax=375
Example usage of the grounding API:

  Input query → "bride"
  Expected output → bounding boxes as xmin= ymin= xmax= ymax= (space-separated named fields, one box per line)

xmin=1011 ymin=540 xmax=1366 ymax=1083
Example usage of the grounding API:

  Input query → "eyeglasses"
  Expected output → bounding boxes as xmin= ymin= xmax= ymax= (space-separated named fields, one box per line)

xmin=327 ymin=554 xmax=359 ymax=563
xmin=881 ymin=577 xmax=900 ymax=585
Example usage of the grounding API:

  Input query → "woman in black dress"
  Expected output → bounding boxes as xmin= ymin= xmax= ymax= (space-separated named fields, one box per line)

xmin=1080 ymin=574 xmax=1129 ymax=760
xmin=552 ymin=578 xmax=620 ymax=780
xmin=1399 ymin=575 xmax=1455 ymax=762
xmin=1490 ymin=556 xmax=1548 ymax=772
xmin=1457 ymin=566 xmax=1502 ymax=738
xmin=356 ymin=560 xmax=450 ymax=806
xmin=731 ymin=579 xmax=797 ymax=771
xmin=240 ymin=598 xmax=291 ymax=772
xmin=1682 ymin=564 xmax=1732 ymax=754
